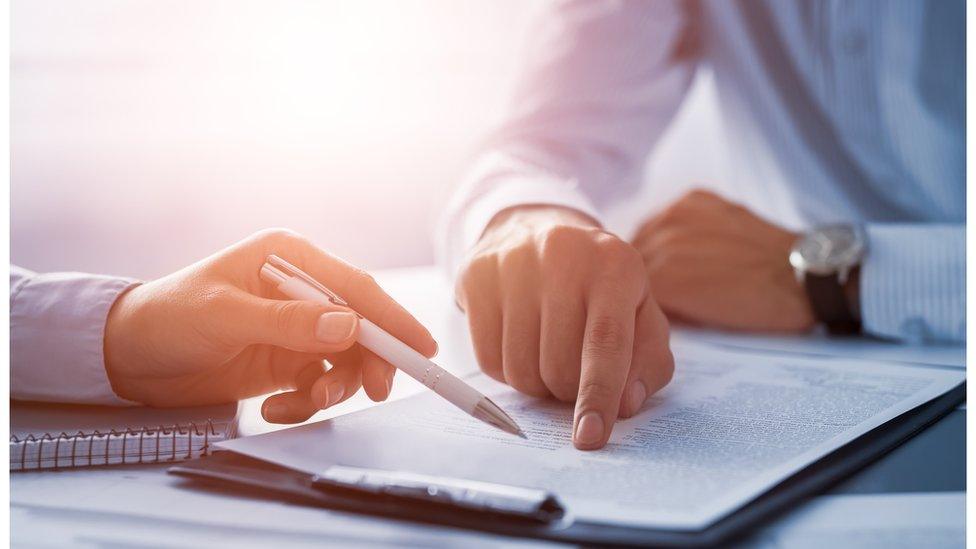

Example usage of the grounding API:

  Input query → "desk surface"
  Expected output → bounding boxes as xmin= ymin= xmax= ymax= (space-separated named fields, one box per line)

xmin=11 ymin=267 xmax=966 ymax=547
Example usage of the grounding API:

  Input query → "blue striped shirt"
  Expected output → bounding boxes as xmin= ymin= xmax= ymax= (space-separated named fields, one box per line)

xmin=442 ymin=0 xmax=965 ymax=342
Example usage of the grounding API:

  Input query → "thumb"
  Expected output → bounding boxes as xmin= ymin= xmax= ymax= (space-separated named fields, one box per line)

xmin=231 ymin=292 xmax=360 ymax=353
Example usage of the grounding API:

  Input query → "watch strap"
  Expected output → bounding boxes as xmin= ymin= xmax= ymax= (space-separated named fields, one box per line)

xmin=804 ymin=273 xmax=861 ymax=335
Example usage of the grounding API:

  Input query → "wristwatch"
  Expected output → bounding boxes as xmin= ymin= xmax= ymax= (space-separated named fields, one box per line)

xmin=789 ymin=224 xmax=866 ymax=335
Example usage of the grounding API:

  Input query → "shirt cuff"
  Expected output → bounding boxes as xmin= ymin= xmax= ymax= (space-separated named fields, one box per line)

xmin=11 ymin=271 xmax=142 ymax=405
xmin=860 ymin=224 xmax=966 ymax=343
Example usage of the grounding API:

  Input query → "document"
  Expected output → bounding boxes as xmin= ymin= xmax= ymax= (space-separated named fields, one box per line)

xmin=737 ymin=492 xmax=965 ymax=548
xmin=672 ymin=325 xmax=966 ymax=368
xmin=218 ymin=345 xmax=964 ymax=531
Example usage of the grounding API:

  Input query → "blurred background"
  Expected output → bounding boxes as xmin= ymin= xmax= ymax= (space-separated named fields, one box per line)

xmin=12 ymin=0 xmax=729 ymax=280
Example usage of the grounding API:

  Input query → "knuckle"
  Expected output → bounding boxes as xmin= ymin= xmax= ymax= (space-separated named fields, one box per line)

xmin=728 ymin=201 xmax=750 ymax=216
xmin=656 ymin=309 xmax=672 ymax=339
xmin=584 ymin=315 xmax=627 ymax=357
xmin=540 ymin=365 xmax=579 ymax=402
xmin=597 ymin=236 xmax=642 ymax=268
xmin=662 ymin=351 xmax=675 ymax=385
xmin=501 ymin=332 xmax=548 ymax=397
xmin=458 ymin=254 xmax=496 ymax=291
xmin=597 ymin=245 xmax=646 ymax=296
xmin=272 ymin=300 xmax=306 ymax=335
xmin=685 ymin=188 xmax=715 ymax=202
xmin=539 ymin=224 xmax=586 ymax=260
xmin=594 ymin=231 xmax=625 ymax=251
xmin=471 ymin=335 xmax=503 ymax=379
xmin=498 ymin=243 xmax=536 ymax=274
xmin=482 ymin=368 xmax=506 ymax=384
xmin=578 ymin=378 xmax=619 ymax=405
xmin=253 ymin=227 xmax=303 ymax=245
xmin=373 ymin=298 xmax=397 ymax=327
xmin=652 ymin=349 xmax=676 ymax=391
xmin=623 ymin=248 xmax=646 ymax=277
xmin=476 ymin=353 xmax=504 ymax=380
xmin=652 ymin=227 xmax=681 ymax=249
xmin=507 ymin=372 xmax=550 ymax=398
xmin=656 ymin=205 xmax=682 ymax=227
xmin=347 ymin=268 xmax=380 ymax=294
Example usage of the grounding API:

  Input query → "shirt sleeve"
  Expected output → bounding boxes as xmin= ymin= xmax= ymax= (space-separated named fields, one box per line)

xmin=438 ymin=0 xmax=698 ymax=278
xmin=860 ymin=224 xmax=966 ymax=343
xmin=10 ymin=265 xmax=142 ymax=405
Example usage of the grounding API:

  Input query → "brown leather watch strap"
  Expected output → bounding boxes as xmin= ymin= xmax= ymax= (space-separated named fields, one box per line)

xmin=804 ymin=272 xmax=861 ymax=335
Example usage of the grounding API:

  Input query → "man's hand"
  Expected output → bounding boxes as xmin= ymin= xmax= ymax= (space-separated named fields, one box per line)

xmin=104 ymin=229 xmax=437 ymax=423
xmin=632 ymin=190 xmax=814 ymax=332
xmin=456 ymin=206 xmax=674 ymax=450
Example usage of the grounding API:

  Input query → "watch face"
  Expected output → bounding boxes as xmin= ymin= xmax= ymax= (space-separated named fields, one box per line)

xmin=790 ymin=225 xmax=866 ymax=275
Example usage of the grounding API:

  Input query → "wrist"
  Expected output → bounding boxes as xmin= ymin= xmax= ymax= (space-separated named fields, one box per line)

xmin=484 ymin=205 xmax=600 ymax=238
xmin=103 ymin=283 xmax=145 ymax=401
xmin=789 ymin=225 xmax=866 ymax=334
xmin=844 ymin=266 xmax=862 ymax=322
xmin=784 ymin=233 xmax=817 ymax=330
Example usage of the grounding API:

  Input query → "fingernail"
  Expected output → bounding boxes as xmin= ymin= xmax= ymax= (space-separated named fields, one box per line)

xmin=265 ymin=403 xmax=287 ymax=421
xmin=312 ymin=382 xmax=345 ymax=409
xmin=311 ymin=383 xmax=329 ymax=409
xmin=574 ymin=412 xmax=605 ymax=446
xmin=384 ymin=376 xmax=392 ymax=398
xmin=316 ymin=312 xmax=357 ymax=343
xmin=326 ymin=384 xmax=345 ymax=407
xmin=627 ymin=381 xmax=647 ymax=415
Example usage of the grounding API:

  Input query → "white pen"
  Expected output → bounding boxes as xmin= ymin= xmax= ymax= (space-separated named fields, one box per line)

xmin=259 ymin=254 xmax=525 ymax=438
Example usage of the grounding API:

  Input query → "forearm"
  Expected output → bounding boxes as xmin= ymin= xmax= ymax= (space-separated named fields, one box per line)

xmin=10 ymin=265 xmax=141 ymax=404
xmin=438 ymin=0 xmax=696 ymax=277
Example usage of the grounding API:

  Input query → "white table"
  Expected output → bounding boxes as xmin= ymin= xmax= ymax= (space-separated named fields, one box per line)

xmin=11 ymin=267 xmax=965 ymax=547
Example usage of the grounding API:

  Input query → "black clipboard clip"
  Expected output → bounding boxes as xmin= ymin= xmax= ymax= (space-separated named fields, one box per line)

xmin=311 ymin=465 xmax=564 ymax=523
xmin=169 ymin=451 xmax=564 ymax=525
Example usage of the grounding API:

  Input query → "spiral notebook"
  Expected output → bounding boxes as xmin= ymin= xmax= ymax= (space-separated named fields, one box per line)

xmin=10 ymin=400 xmax=239 ymax=471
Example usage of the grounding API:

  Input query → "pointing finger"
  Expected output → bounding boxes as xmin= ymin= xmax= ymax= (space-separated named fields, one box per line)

xmin=573 ymin=299 xmax=637 ymax=450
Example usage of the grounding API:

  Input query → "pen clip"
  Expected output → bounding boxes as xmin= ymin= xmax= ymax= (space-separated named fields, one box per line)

xmin=264 ymin=254 xmax=350 ymax=307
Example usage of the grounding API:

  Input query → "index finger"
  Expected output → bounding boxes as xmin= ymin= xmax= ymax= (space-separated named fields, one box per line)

xmin=253 ymin=230 xmax=438 ymax=358
xmin=573 ymin=296 xmax=637 ymax=450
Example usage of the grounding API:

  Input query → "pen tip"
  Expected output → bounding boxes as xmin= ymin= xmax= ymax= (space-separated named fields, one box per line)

xmin=473 ymin=397 xmax=527 ymax=439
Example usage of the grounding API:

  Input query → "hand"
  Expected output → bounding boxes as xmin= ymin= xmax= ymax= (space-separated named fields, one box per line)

xmin=456 ymin=206 xmax=674 ymax=450
xmin=632 ymin=189 xmax=814 ymax=332
xmin=104 ymin=229 xmax=437 ymax=423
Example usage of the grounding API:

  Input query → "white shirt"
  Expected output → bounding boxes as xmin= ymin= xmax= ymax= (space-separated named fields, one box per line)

xmin=10 ymin=265 xmax=138 ymax=404
xmin=440 ymin=0 xmax=965 ymax=343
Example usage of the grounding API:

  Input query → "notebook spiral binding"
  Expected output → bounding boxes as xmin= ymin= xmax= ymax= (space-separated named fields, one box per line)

xmin=10 ymin=420 xmax=218 ymax=471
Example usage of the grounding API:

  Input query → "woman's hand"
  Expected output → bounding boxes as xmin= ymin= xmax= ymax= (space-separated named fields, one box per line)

xmin=103 ymin=229 xmax=437 ymax=423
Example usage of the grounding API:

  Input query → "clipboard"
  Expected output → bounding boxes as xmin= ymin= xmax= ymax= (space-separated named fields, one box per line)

xmin=169 ymin=381 xmax=964 ymax=547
